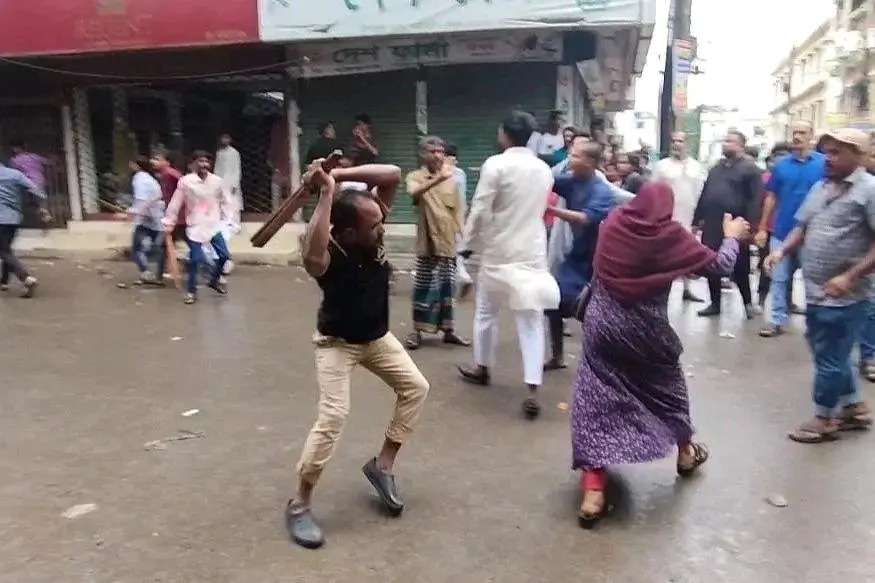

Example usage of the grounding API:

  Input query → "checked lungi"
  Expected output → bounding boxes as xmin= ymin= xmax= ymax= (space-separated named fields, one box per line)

xmin=411 ymin=255 xmax=457 ymax=333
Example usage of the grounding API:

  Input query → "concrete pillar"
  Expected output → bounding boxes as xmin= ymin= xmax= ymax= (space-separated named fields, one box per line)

xmin=285 ymin=88 xmax=302 ymax=219
xmin=71 ymin=88 xmax=98 ymax=215
xmin=415 ymin=79 xmax=428 ymax=135
xmin=165 ymin=92 xmax=184 ymax=167
xmin=60 ymin=103 xmax=83 ymax=221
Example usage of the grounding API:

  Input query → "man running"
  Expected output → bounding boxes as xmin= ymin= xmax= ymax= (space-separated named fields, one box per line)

xmin=0 ymin=162 xmax=47 ymax=297
xmin=163 ymin=151 xmax=233 ymax=304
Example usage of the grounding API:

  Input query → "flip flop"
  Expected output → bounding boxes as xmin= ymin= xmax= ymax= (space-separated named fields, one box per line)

xmin=788 ymin=419 xmax=840 ymax=443
xmin=836 ymin=407 xmax=873 ymax=431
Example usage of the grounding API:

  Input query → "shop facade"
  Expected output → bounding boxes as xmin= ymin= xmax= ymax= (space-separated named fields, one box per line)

xmin=0 ymin=0 xmax=654 ymax=259
xmin=0 ymin=0 xmax=263 ymax=227
xmin=262 ymin=0 xmax=656 ymax=223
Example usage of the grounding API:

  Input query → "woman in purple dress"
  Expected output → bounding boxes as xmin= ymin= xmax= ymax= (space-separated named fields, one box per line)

xmin=572 ymin=181 xmax=750 ymax=528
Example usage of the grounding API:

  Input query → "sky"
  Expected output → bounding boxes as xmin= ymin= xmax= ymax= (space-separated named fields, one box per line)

xmin=634 ymin=0 xmax=836 ymax=117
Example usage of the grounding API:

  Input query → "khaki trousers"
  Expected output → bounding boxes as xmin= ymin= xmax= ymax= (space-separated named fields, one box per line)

xmin=296 ymin=331 xmax=430 ymax=486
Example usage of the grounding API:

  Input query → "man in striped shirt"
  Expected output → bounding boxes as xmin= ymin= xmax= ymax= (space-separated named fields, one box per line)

xmin=765 ymin=129 xmax=875 ymax=443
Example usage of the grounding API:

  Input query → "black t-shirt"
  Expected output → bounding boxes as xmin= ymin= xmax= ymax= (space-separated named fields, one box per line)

xmin=316 ymin=242 xmax=390 ymax=344
xmin=345 ymin=142 xmax=377 ymax=166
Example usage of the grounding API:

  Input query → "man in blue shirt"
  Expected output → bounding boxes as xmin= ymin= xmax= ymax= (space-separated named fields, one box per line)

xmin=543 ymin=138 xmax=616 ymax=369
xmin=0 ymin=162 xmax=47 ymax=298
xmin=756 ymin=122 xmax=825 ymax=337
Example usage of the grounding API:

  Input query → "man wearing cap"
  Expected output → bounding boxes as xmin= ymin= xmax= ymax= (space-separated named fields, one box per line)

xmin=765 ymin=128 xmax=875 ymax=443
xmin=756 ymin=121 xmax=824 ymax=337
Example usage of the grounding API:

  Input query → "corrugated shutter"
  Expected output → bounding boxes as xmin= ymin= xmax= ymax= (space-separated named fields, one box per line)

xmin=427 ymin=63 xmax=557 ymax=200
xmin=297 ymin=70 xmax=419 ymax=223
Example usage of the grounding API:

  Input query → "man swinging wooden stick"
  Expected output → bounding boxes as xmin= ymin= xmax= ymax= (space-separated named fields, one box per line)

xmin=285 ymin=160 xmax=430 ymax=550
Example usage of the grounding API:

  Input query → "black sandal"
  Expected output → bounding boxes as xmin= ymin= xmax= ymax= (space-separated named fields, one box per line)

xmin=677 ymin=442 xmax=709 ymax=477
xmin=457 ymin=365 xmax=490 ymax=386
xmin=543 ymin=358 xmax=568 ymax=371
xmin=442 ymin=332 xmax=471 ymax=347
xmin=522 ymin=396 xmax=541 ymax=420
xmin=404 ymin=332 xmax=421 ymax=350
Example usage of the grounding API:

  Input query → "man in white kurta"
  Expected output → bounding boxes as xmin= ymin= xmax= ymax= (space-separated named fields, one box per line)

xmin=652 ymin=131 xmax=705 ymax=301
xmin=457 ymin=112 xmax=560 ymax=420
xmin=212 ymin=133 xmax=242 ymax=274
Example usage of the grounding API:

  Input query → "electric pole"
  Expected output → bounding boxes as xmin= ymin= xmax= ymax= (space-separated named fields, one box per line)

xmin=658 ymin=0 xmax=693 ymax=158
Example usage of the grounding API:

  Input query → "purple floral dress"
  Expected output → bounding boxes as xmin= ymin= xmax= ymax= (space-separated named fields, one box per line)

xmin=571 ymin=238 xmax=740 ymax=470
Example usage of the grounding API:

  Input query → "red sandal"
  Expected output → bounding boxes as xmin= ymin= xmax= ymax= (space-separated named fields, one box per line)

xmin=578 ymin=469 xmax=607 ymax=529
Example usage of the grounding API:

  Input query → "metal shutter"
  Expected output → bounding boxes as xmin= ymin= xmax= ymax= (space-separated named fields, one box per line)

xmin=426 ymin=63 xmax=557 ymax=200
xmin=297 ymin=70 xmax=419 ymax=223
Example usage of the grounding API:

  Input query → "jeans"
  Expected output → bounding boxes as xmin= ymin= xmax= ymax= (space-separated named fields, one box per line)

xmin=0 ymin=224 xmax=28 ymax=284
xmin=131 ymin=225 xmax=166 ymax=276
xmin=806 ymin=302 xmax=866 ymax=417
xmin=768 ymin=236 xmax=802 ymax=326
xmin=859 ymin=297 xmax=875 ymax=362
xmin=185 ymin=233 xmax=229 ymax=294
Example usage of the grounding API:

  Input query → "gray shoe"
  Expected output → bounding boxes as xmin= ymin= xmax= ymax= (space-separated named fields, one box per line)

xmin=284 ymin=503 xmax=324 ymax=550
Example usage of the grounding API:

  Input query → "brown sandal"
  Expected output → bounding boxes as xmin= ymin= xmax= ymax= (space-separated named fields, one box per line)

xmin=861 ymin=362 xmax=875 ymax=383
xmin=758 ymin=324 xmax=784 ymax=338
xmin=788 ymin=419 xmax=840 ymax=443
xmin=837 ymin=406 xmax=873 ymax=431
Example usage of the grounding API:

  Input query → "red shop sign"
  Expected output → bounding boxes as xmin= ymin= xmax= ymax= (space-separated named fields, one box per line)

xmin=0 ymin=0 xmax=259 ymax=57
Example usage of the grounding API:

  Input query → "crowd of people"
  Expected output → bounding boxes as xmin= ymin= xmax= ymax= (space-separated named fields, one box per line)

xmin=283 ymin=110 xmax=875 ymax=550
xmin=2 ymin=109 xmax=874 ymax=550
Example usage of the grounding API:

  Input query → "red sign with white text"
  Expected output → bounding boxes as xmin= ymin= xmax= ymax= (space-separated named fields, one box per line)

xmin=0 ymin=0 xmax=258 ymax=57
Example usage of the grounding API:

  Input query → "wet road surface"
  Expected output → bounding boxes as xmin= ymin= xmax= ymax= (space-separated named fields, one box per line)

xmin=1 ymin=261 xmax=872 ymax=583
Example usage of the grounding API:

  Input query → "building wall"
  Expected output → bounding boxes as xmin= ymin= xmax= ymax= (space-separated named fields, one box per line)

xmin=769 ymin=19 xmax=832 ymax=139
xmin=833 ymin=0 xmax=875 ymax=129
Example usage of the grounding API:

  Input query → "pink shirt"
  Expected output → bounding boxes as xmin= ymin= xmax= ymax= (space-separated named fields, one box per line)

xmin=164 ymin=172 xmax=233 ymax=243
xmin=10 ymin=153 xmax=48 ymax=188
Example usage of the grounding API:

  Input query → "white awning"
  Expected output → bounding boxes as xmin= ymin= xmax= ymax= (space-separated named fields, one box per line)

xmin=259 ymin=0 xmax=656 ymax=42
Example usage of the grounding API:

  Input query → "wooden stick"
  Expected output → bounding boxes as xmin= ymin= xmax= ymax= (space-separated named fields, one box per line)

xmin=250 ymin=151 xmax=344 ymax=248
xmin=98 ymin=198 xmax=127 ymax=214
xmin=164 ymin=232 xmax=182 ymax=291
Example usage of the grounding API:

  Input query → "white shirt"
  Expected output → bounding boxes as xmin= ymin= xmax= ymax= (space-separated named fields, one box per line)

xmin=464 ymin=147 xmax=559 ymax=311
xmin=164 ymin=172 xmax=232 ymax=243
xmin=214 ymin=145 xmax=242 ymax=227
xmin=536 ymin=131 xmax=564 ymax=158
xmin=214 ymin=146 xmax=241 ymax=192
xmin=652 ymin=156 xmax=703 ymax=229
xmin=526 ymin=131 xmax=542 ymax=154
xmin=130 ymin=171 xmax=164 ymax=231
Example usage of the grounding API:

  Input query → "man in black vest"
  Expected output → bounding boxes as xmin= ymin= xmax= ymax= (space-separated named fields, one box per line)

xmin=285 ymin=159 xmax=431 ymax=550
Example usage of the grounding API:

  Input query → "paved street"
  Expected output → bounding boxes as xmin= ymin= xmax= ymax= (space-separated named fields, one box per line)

xmin=1 ymin=261 xmax=872 ymax=583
